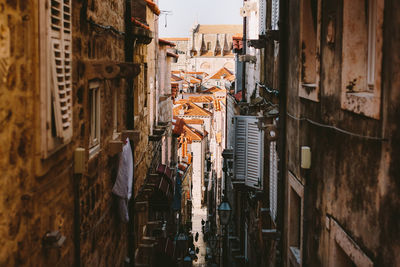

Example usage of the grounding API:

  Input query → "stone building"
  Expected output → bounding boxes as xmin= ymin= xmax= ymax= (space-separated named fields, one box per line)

xmin=224 ymin=0 xmax=400 ymax=266
xmin=0 ymin=0 xmax=178 ymax=266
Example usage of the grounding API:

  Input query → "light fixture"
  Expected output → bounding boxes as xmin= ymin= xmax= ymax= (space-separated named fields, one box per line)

xmin=218 ymin=196 xmax=232 ymax=226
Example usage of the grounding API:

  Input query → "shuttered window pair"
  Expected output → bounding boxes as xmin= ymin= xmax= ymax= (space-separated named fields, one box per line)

xmin=41 ymin=0 xmax=72 ymax=155
xmin=233 ymin=116 xmax=264 ymax=190
xmin=271 ymin=0 xmax=279 ymax=30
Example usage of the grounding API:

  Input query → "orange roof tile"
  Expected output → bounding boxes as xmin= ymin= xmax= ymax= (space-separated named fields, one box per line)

xmin=188 ymin=95 xmax=214 ymax=103
xmin=226 ymin=74 xmax=235 ymax=81
xmin=131 ymin=17 xmax=150 ymax=30
xmin=172 ymin=117 xmax=204 ymax=141
xmin=183 ymin=119 xmax=204 ymax=125
xmin=203 ymin=86 xmax=224 ymax=93
xmin=173 ymin=101 xmax=212 ymax=117
xmin=208 ymin=67 xmax=233 ymax=80
xmin=159 ymin=38 xmax=176 ymax=47
xmin=145 ymin=0 xmax=160 ymax=15
xmin=171 ymin=74 xmax=183 ymax=82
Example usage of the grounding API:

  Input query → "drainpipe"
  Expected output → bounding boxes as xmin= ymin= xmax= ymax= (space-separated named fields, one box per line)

xmin=277 ymin=0 xmax=288 ymax=266
xmin=241 ymin=0 xmax=247 ymax=103
xmin=125 ymin=1 xmax=135 ymax=266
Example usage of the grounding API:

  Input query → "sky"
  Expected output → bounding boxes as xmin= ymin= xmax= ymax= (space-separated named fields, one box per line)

xmin=158 ymin=0 xmax=243 ymax=37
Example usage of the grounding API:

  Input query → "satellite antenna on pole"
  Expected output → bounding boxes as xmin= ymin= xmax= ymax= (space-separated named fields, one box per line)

xmin=160 ymin=10 xmax=173 ymax=28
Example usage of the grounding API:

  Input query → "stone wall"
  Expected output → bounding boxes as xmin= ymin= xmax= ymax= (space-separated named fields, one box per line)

xmin=0 ymin=0 xmax=132 ymax=266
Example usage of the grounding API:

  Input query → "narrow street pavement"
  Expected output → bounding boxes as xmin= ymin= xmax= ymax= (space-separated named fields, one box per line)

xmin=191 ymin=205 xmax=208 ymax=266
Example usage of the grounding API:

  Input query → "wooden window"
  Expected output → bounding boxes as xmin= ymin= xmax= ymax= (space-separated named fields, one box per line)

xmin=269 ymin=141 xmax=278 ymax=221
xmin=341 ymin=0 xmax=384 ymax=119
xmin=233 ymin=116 xmax=264 ymax=190
xmin=328 ymin=218 xmax=373 ymax=267
xmin=39 ymin=0 xmax=73 ymax=157
xmin=299 ymin=0 xmax=321 ymax=102
xmin=259 ymin=0 xmax=266 ymax=35
xmin=271 ymin=0 xmax=279 ymax=30
xmin=89 ymin=81 xmax=100 ymax=155
xmin=287 ymin=172 xmax=304 ymax=267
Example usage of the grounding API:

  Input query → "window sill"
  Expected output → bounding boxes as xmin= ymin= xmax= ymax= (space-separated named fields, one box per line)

xmin=341 ymin=91 xmax=380 ymax=119
xmin=299 ymin=83 xmax=319 ymax=102
xmin=89 ymin=144 xmax=100 ymax=158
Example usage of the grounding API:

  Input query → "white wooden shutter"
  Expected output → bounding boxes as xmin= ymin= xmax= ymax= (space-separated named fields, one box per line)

xmin=271 ymin=0 xmax=279 ymax=30
xmin=49 ymin=0 xmax=72 ymax=141
xmin=245 ymin=117 xmax=263 ymax=189
xmin=269 ymin=141 xmax=278 ymax=221
xmin=234 ymin=116 xmax=247 ymax=180
xmin=259 ymin=0 xmax=266 ymax=35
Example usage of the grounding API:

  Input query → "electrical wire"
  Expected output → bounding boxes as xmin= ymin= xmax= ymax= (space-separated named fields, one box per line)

xmin=286 ymin=112 xmax=387 ymax=141
xmin=256 ymin=82 xmax=279 ymax=96
xmin=87 ymin=19 xmax=126 ymax=37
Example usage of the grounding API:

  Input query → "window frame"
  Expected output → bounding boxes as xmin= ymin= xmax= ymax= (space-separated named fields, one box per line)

xmin=89 ymin=81 xmax=101 ymax=156
xmin=287 ymin=172 xmax=304 ymax=267
xmin=39 ymin=0 xmax=73 ymax=158
xmin=298 ymin=0 xmax=321 ymax=102
xmin=340 ymin=0 xmax=384 ymax=119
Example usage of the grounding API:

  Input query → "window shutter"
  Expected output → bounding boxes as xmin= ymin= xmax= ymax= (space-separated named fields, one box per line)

xmin=234 ymin=116 xmax=264 ymax=189
xmin=269 ymin=141 xmax=278 ymax=221
xmin=271 ymin=0 xmax=279 ymax=30
xmin=234 ymin=116 xmax=246 ymax=180
xmin=245 ymin=117 xmax=263 ymax=190
xmin=259 ymin=0 xmax=266 ymax=35
xmin=49 ymin=0 xmax=72 ymax=141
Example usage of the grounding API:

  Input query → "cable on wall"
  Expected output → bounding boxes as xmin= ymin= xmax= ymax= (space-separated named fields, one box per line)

xmin=286 ymin=112 xmax=387 ymax=141
xmin=87 ymin=18 xmax=126 ymax=37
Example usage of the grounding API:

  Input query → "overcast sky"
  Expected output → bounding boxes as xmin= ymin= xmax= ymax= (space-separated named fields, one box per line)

xmin=158 ymin=0 xmax=243 ymax=37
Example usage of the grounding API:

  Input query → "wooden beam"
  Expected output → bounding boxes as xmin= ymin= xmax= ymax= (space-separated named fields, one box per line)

xmin=84 ymin=60 xmax=141 ymax=80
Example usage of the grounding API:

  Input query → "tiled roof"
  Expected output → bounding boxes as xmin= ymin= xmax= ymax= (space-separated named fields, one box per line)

xmin=159 ymin=38 xmax=176 ymax=47
xmin=203 ymin=86 xmax=224 ymax=93
xmin=187 ymin=77 xmax=201 ymax=84
xmin=172 ymin=117 xmax=204 ymax=141
xmin=233 ymin=34 xmax=243 ymax=40
xmin=184 ymin=119 xmax=204 ymax=125
xmin=208 ymin=67 xmax=233 ymax=80
xmin=131 ymin=17 xmax=150 ymax=30
xmin=197 ymin=24 xmax=243 ymax=35
xmin=167 ymin=52 xmax=179 ymax=58
xmin=173 ymin=101 xmax=212 ymax=117
xmin=145 ymin=0 xmax=160 ymax=15
xmin=226 ymin=74 xmax=235 ymax=81
xmin=188 ymin=95 xmax=214 ymax=103
xmin=234 ymin=90 xmax=242 ymax=102
xmin=171 ymin=74 xmax=183 ymax=81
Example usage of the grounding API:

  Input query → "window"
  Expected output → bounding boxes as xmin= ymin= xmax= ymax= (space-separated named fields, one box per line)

xmin=341 ymin=0 xmax=384 ymax=119
xmin=233 ymin=116 xmax=264 ymax=190
xmin=269 ymin=141 xmax=278 ymax=221
xmin=89 ymin=81 xmax=101 ymax=155
xmin=328 ymin=218 xmax=373 ymax=267
xmin=207 ymin=42 xmax=211 ymax=50
xmin=287 ymin=172 xmax=304 ymax=267
xmin=298 ymin=0 xmax=320 ymax=102
xmin=39 ymin=0 xmax=72 ymax=157
xmin=271 ymin=0 xmax=279 ymax=30
xmin=259 ymin=0 xmax=266 ymax=35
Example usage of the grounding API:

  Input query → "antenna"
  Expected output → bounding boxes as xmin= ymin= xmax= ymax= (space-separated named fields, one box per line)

xmin=160 ymin=10 xmax=173 ymax=28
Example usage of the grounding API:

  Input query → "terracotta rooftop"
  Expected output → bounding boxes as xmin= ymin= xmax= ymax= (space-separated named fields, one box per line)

xmin=131 ymin=18 xmax=150 ymax=30
xmin=159 ymin=38 xmax=176 ymax=47
xmin=226 ymin=74 xmax=235 ymax=81
xmin=173 ymin=101 xmax=212 ymax=117
xmin=171 ymin=74 xmax=183 ymax=82
xmin=172 ymin=117 xmax=204 ymax=141
xmin=184 ymin=119 xmax=204 ymax=125
xmin=167 ymin=52 xmax=179 ymax=58
xmin=188 ymin=95 xmax=214 ymax=103
xmin=203 ymin=86 xmax=227 ymax=94
xmin=197 ymin=24 xmax=243 ymax=35
xmin=145 ymin=0 xmax=160 ymax=15
xmin=208 ymin=67 xmax=233 ymax=80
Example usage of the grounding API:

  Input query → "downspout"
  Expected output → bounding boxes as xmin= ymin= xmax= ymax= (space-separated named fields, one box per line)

xmin=241 ymin=0 xmax=247 ymax=103
xmin=277 ymin=0 xmax=288 ymax=266
xmin=125 ymin=1 xmax=135 ymax=266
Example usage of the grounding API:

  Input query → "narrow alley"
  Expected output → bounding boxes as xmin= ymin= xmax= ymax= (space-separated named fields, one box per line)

xmin=0 ymin=0 xmax=399 ymax=267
